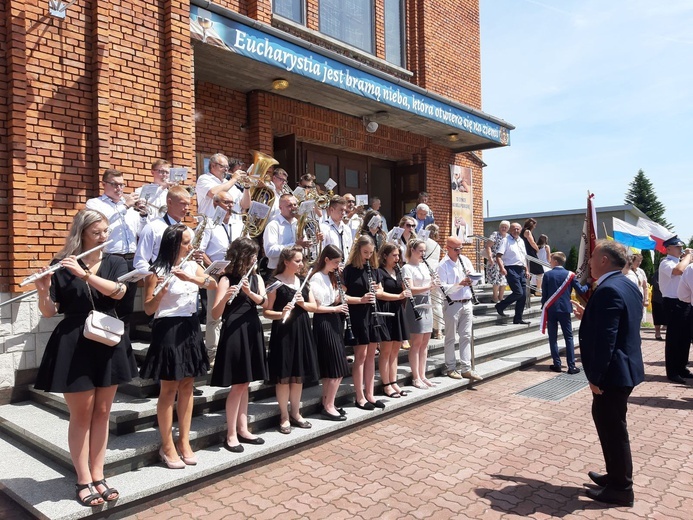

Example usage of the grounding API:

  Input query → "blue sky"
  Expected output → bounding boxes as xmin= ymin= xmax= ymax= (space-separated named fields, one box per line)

xmin=479 ymin=0 xmax=693 ymax=241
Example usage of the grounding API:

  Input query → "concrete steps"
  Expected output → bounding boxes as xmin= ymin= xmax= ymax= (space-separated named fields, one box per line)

xmin=0 ymin=290 xmax=575 ymax=520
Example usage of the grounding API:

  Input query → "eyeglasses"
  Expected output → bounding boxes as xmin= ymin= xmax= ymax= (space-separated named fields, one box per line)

xmin=153 ymin=169 xmax=169 ymax=175
xmin=273 ymin=174 xmax=288 ymax=182
xmin=213 ymin=163 xmax=230 ymax=172
xmin=105 ymin=181 xmax=125 ymax=188
xmin=89 ymin=229 xmax=110 ymax=238
xmin=345 ymin=199 xmax=356 ymax=204
xmin=449 ymin=247 xmax=462 ymax=252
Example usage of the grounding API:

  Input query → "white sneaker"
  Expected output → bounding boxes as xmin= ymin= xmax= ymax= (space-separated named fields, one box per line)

xmin=461 ymin=370 xmax=483 ymax=382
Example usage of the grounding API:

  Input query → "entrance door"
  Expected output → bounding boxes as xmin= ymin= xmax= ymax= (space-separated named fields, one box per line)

xmin=339 ymin=157 xmax=368 ymax=198
xmin=394 ymin=163 xmax=426 ymax=221
xmin=306 ymin=150 xmax=338 ymax=192
xmin=369 ymin=164 xmax=393 ymax=229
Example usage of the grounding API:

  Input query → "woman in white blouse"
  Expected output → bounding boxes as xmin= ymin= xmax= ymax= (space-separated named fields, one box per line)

xmin=402 ymin=239 xmax=436 ymax=389
xmin=309 ymin=245 xmax=351 ymax=420
xmin=141 ymin=224 xmax=216 ymax=469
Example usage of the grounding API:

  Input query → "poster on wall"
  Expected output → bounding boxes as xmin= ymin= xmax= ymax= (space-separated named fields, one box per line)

xmin=450 ymin=165 xmax=473 ymax=244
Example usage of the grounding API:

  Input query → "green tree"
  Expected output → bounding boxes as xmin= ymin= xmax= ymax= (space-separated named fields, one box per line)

xmin=566 ymin=246 xmax=578 ymax=272
xmin=624 ymin=169 xmax=670 ymax=228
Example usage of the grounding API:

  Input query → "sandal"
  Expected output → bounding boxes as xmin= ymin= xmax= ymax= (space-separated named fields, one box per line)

xmin=382 ymin=382 xmax=401 ymax=398
xmin=75 ymin=482 xmax=103 ymax=507
xmin=412 ymin=379 xmax=427 ymax=390
xmin=93 ymin=478 xmax=119 ymax=502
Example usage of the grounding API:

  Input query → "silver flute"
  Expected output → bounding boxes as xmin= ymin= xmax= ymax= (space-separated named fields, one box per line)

xmin=19 ymin=240 xmax=113 ymax=287
xmin=282 ymin=267 xmax=314 ymax=324
xmin=227 ymin=261 xmax=258 ymax=305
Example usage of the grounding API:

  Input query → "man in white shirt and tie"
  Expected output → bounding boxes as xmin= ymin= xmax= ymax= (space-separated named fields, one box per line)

xmin=320 ymin=196 xmax=353 ymax=259
xmin=659 ymin=236 xmax=693 ymax=383
xmin=86 ymin=168 xmax=148 ymax=332
xmin=495 ymin=222 xmax=530 ymax=324
xmin=437 ymin=236 xmax=483 ymax=381
xmin=200 ymin=191 xmax=242 ymax=360
xmin=134 ymin=185 xmax=193 ymax=272
xmin=262 ymin=194 xmax=309 ymax=273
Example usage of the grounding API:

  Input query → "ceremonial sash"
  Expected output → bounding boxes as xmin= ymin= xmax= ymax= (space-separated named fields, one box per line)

xmin=540 ymin=271 xmax=575 ymax=334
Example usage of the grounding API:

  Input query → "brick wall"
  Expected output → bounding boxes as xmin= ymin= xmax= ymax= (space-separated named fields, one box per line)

xmin=0 ymin=0 xmax=9 ymax=291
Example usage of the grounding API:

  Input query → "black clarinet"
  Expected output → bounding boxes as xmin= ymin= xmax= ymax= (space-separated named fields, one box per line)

xmin=422 ymin=257 xmax=454 ymax=305
xmin=334 ymin=271 xmax=355 ymax=342
xmin=364 ymin=259 xmax=382 ymax=329
xmin=457 ymin=256 xmax=480 ymax=305
xmin=394 ymin=264 xmax=422 ymax=321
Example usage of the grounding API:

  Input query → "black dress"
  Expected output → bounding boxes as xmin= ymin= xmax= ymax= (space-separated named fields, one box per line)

xmin=311 ymin=272 xmax=350 ymax=379
xmin=211 ymin=274 xmax=268 ymax=386
xmin=379 ymin=267 xmax=409 ymax=342
xmin=343 ymin=265 xmax=384 ymax=345
xmin=35 ymin=255 xmax=138 ymax=393
xmin=266 ymin=277 xmax=319 ymax=384
xmin=522 ymin=231 xmax=543 ymax=276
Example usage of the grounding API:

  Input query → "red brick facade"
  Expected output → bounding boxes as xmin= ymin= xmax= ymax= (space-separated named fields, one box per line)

xmin=1 ymin=0 xmax=487 ymax=290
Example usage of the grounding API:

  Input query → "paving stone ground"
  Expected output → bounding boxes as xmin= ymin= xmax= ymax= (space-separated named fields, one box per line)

xmin=2 ymin=329 xmax=692 ymax=519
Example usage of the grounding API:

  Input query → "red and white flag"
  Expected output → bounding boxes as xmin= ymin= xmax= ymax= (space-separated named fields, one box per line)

xmin=575 ymin=192 xmax=597 ymax=303
xmin=636 ymin=217 xmax=674 ymax=254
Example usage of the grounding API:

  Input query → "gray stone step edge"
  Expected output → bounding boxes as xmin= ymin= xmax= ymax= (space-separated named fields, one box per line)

xmin=24 ymin=321 xmax=574 ymax=437
xmin=0 ymin=339 xmax=568 ymax=520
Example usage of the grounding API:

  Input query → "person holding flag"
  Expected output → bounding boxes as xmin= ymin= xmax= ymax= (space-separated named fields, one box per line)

xmin=541 ymin=252 xmax=589 ymax=374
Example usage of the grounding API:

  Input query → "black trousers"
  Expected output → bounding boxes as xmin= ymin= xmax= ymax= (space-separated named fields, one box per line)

xmin=592 ymin=387 xmax=634 ymax=491
xmin=663 ymin=297 xmax=691 ymax=378
xmin=497 ymin=265 xmax=526 ymax=320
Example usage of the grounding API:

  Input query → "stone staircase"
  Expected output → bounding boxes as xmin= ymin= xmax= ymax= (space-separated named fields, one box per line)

xmin=0 ymin=289 xmax=576 ymax=520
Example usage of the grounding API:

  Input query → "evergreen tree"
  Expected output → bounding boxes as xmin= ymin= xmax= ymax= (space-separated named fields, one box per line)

xmin=624 ymin=169 xmax=670 ymax=228
xmin=566 ymin=246 xmax=578 ymax=272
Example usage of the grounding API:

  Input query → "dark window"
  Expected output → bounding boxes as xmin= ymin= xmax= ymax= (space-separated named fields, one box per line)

xmin=384 ymin=0 xmax=405 ymax=67
xmin=319 ymin=0 xmax=374 ymax=53
xmin=273 ymin=0 xmax=304 ymax=24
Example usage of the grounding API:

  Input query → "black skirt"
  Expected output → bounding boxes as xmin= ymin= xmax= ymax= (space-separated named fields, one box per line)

xmin=139 ymin=315 xmax=209 ymax=382
xmin=313 ymin=313 xmax=350 ymax=379
xmin=35 ymin=315 xmax=138 ymax=393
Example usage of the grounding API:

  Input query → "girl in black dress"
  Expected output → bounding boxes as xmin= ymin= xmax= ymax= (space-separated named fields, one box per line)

xmin=521 ymin=218 xmax=542 ymax=293
xmin=342 ymin=235 xmax=387 ymax=410
xmin=264 ymin=246 xmax=320 ymax=433
xmin=34 ymin=209 xmax=137 ymax=506
xmin=308 ymin=245 xmax=350 ymax=421
xmin=140 ymin=224 xmax=216 ymax=469
xmin=210 ymin=238 xmax=269 ymax=452
xmin=377 ymin=243 xmax=411 ymax=398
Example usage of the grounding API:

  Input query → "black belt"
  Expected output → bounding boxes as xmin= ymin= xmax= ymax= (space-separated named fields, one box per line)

xmin=449 ymin=299 xmax=471 ymax=304
xmin=506 ymin=265 xmax=525 ymax=270
xmin=112 ymin=253 xmax=135 ymax=260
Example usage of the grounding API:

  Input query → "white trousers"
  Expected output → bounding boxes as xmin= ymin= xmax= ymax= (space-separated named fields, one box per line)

xmin=443 ymin=300 xmax=474 ymax=372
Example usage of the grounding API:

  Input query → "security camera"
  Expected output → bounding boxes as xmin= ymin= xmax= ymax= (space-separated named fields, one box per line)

xmin=363 ymin=117 xmax=378 ymax=133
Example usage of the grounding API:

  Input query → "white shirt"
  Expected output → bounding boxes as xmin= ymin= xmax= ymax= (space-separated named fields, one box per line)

xmin=677 ymin=265 xmax=693 ymax=304
xmin=625 ymin=270 xmax=641 ymax=294
xmin=437 ymin=255 xmax=475 ymax=301
xmin=347 ymin=215 xmax=362 ymax=240
xmin=195 ymin=173 xmax=243 ymax=220
xmin=497 ymin=234 xmax=527 ymax=267
xmin=311 ymin=272 xmax=337 ymax=307
xmin=320 ymin=219 xmax=353 ymax=259
xmin=85 ymin=195 xmax=145 ymax=254
xmin=134 ymin=183 xmax=168 ymax=222
xmin=263 ymin=214 xmax=297 ymax=269
xmin=402 ymin=262 xmax=431 ymax=295
xmin=134 ymin=215 xmax=179 ymax=272
xmin=200 ymin=219 xmax=242 ymax=263
xmin=659 ymin=255 xmax=682 ymax=298
xmin=154 ymin=261 xmax=199 ymax=319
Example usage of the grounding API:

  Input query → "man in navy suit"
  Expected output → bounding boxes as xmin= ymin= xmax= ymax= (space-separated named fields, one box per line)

xmin=540 ymin=252 xmax=589 ymax=374
xmin=574 ymin=240 xmax=644 ymax=507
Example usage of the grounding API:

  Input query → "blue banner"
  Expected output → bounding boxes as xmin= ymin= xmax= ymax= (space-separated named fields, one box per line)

xmin=190 ymin=6 xmax=510 ymax=145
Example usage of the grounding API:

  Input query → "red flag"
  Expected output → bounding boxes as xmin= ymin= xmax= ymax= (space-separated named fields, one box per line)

xmin=575 ymin=192 xmax=597 ymax=303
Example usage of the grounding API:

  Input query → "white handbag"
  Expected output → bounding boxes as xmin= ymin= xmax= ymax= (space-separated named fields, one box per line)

xmin=83 ymin=310 xmax=124 ymax=347
xmin=83 ymin=284 xmax=124 ymax=347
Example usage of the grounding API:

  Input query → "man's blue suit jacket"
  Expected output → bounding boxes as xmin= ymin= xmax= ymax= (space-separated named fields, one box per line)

xmin=540 ymin=266 xmax=589 ymax=315
xmin=578 ymin=271 xmax=645 ymax=389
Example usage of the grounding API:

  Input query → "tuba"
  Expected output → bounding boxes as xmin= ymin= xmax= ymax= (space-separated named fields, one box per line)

xmin=241 ymin=150 xmax=279 ymax=237
xmin=296 ymin=209 xmax=321 ymax=264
